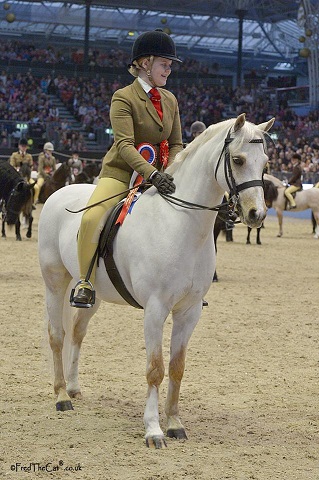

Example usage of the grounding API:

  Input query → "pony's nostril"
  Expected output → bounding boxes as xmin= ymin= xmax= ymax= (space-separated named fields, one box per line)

xmin=248 ymin=208 xmax=257 ymax=221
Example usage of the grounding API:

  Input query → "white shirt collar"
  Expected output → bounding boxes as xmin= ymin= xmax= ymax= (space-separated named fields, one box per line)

xmin=138 ymin=76 xmax=154 ymax=94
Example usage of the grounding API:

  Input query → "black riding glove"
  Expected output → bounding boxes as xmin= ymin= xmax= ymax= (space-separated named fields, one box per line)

xmin=149 ymin=171 xmax=176 ymax=195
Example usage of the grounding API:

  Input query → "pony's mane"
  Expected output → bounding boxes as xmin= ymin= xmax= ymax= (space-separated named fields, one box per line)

xmin=169 ymin=117 xmax=266 ymax=175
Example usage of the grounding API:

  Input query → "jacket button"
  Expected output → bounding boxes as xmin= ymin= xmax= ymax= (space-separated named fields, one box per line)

xmin=159 ymin=127 xmax=163 ymax=132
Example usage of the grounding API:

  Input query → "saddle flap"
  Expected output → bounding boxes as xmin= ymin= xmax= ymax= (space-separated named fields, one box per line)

xmin=98 ymin=199 xmax=125 ymax=258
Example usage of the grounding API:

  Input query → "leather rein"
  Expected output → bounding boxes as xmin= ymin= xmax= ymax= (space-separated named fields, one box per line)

xmin=67 ymin=128 xmax=268 ymax=221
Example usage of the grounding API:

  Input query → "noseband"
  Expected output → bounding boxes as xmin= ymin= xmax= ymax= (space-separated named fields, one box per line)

xmin=214 ymin=128 xmax=265 ymax=202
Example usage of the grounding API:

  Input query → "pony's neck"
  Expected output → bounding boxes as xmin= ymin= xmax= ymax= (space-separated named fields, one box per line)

xmin=170 ymin=137 xmax=226 ymax=209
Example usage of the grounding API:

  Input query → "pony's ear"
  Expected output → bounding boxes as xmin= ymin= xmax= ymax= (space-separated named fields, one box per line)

xmin=258 ymin=117 xmax=275 ymax=132
xmin=233 ymin=113 xmax=246 ymax=132
xmin=16 ymin=181 xmax=26 ymax=192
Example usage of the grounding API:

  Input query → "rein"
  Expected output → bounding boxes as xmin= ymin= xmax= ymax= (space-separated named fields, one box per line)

xmin=66 ymin=128 xmax=271 ymax=218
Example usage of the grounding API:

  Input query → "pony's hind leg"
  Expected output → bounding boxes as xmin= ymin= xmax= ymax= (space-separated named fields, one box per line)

xmin=313 ymin=211 xmax=319 ymax=239
xmin=166 ymin=303 xmax=202 ymax=440
xmin=44 ymin=268 xmax=73 ymax=411
xmin=66 ymin=300 xmax=101 ymax=399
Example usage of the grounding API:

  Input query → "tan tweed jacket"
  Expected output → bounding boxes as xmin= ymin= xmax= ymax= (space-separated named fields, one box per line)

xmin=9 ymin=151 xmax=33 ymax=169
xmin=100 ymin=78 xmax=183 ymax=184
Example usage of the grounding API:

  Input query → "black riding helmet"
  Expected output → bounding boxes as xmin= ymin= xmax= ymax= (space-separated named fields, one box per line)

xmin=130 ymin=29 xmax=182 ymax=64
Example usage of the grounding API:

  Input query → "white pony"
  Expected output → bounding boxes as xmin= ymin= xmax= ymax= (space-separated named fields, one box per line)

xmin=38 ymin=114 xmax=274 ymax=448
xmin=264 ymin=173 xmax=319 ymax=238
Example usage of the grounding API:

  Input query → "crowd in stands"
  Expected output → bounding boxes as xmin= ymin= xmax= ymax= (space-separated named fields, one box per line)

xmin=0 ymin=39 xmax=319 ymax=182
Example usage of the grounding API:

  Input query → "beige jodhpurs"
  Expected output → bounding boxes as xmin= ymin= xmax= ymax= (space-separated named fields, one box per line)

xmin=284 ymin=185 xmax=299 ymax=207
xmin=77 ymin=177 xmax=128 ymax=285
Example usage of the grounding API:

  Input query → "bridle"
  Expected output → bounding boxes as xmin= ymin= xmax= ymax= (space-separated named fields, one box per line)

xmin=214 ymin=127 xmax=265 ymax=199
xmin=160 ymin=127 xmax=268 ymax=219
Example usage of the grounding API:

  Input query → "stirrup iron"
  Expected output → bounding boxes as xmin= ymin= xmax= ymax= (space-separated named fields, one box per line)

xmin=70 ymin=280 xmax=95 ymax=308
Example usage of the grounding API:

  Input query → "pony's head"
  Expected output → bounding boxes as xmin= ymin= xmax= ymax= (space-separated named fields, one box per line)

xmin=169 ymin=113 xmax=275 ymax=228
xmin=221 ymin=114 xmax=275 ymax=227
xmin=5 ymin=181 xmax=32 ymax=225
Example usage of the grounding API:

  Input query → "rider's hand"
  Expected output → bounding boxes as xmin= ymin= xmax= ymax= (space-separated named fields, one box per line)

xmin=149 ymin=171 xmax=176 ymax=195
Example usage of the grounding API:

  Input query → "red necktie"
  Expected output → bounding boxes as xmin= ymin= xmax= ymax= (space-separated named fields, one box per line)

xmin=149 ymin=88 xmax=163 ymax=120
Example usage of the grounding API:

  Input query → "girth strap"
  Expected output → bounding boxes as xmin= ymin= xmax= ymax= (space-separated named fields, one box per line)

xmin=98 ymin=201 xmax=143 ymax=310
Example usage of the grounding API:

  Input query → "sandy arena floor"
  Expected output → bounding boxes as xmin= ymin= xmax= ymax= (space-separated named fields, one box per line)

xmin=0 ymin=207 xmax=318 ymax=480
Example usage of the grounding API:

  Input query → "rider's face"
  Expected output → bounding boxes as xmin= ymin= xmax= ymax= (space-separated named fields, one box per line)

xmin=141 ymin=57 xmax=172 ymax=87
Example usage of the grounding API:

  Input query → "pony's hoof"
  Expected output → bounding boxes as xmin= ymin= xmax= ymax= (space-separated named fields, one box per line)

xmin=56 ymin=400 xmax=74 ymax=411
xmin=146 ymin=435 xmax=167 ymax=449
xmin=26 ymin=232 xmax=32 ymax=239
xmin=277 ymin=233 xmax=282 ymax=238
xmin=167 ymin=428 xmax=188 ymax=440
xmin=68 ymin=390 xmax=83 ymax=400
xmin=16 ymin=236 xmax=22 ymax=241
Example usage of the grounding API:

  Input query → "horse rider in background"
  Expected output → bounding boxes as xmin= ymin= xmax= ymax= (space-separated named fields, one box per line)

xmin=34 ymin=142 xmax=57 ymax=204
xmin=9 ymin=138 xmax=33 ymax=170
xmin=190 ymin=120 xmax=207 ymax=140
xmin=68 ymin=150 xmax=83 ymax=182
xmin=284 ymin=153 xmax=302 ymax=209
xmin=9 ymin=137 xmax=39 ymax=206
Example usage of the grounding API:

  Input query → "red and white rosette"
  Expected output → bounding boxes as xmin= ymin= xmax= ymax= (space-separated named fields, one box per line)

xmin=129 ymin=143 xmax=157 ymax=188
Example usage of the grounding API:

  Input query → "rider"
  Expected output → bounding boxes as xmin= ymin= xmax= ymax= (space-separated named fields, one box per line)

xmin=284 ymin=153 xmax=302 ymax=209
xmin=9 ymin=138 xmax=33 ymax=170
xmin=34 ymin=142 xmax=57 ymax=204
xmin=68 ymin=150 xmax=83 ymax=181
xmin=71 ymin=29 xmax=183 ymax=308
xmin=9 ymin=138 xmax=39 ymax=208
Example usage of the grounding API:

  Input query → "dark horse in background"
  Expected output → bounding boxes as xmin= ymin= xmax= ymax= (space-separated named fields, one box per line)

xmin=74 ymin=161 xmax=101 ymax=184
xmin=213 ymin=180 xmax=278 ymax=280
xmin=0 ymin=160 xmax=34 ymax=240
xmin=16 ymin=163 xmax=35 ymax=240
xmin=38 ymin=162 xmax=71 ymax=204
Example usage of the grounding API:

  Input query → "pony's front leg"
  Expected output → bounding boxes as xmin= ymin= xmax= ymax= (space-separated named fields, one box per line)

xmin=15 ymin=217 xmax=22 ymax=241
xmin=1 ymin=218 xmax=6 ymax=238
xmin=26 ymin=215 xmax=33 ymax=239
xmin=143 ymin=307 xmax=167 ymax=449
xmin=166 ymin=303 xmax=202 ymax=440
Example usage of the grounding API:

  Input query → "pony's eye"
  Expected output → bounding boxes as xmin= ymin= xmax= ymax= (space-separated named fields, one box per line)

xmin=233 ymin=156 xmax=244 ymax=166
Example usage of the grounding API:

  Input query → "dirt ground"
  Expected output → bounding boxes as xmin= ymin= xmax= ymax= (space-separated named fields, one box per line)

xmin=0 ymin=207 xmax=318 ymax=480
